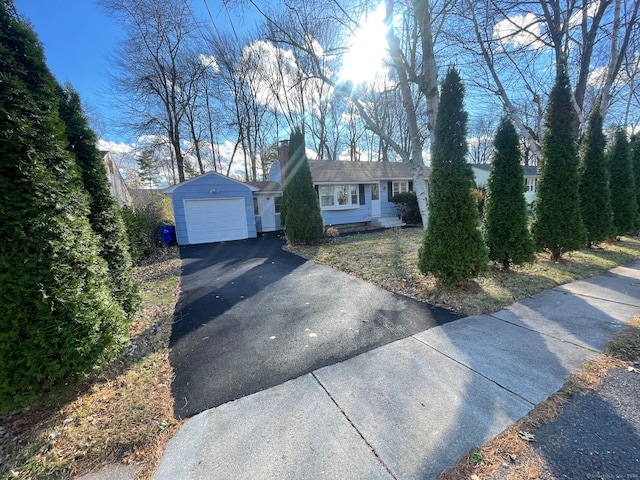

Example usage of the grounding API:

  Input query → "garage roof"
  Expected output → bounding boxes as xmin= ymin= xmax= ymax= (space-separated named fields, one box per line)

xmin=163 ymin=172 xmax=259 ymax=194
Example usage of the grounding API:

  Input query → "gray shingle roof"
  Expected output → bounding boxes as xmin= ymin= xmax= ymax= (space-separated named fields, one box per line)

xmin=307 ymin=160 xmax=429 ymax=183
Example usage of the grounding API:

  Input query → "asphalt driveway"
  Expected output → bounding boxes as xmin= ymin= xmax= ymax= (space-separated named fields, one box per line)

xmin=170 ymin=233 xmax=462 ymax=418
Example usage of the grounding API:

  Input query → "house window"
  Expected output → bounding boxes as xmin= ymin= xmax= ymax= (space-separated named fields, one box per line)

xmin=337 ymin=185 xmax=349 ymax=205
xmin=318 ymin=185 xmax=360 ymax=208
xmin=253 ymin=197 xmax=259 ymax=215
xmin=351 ymin=185 xmax=358 ymax=204
xmin=320 ymin=186 xmax=335 ymax=206
xmin=274 ymin=195 xmax=282 ymax=213
xmin=392 ymin=181 xmax=409 ymax=196
xmin=525 ymin=178 xmax=538 ymax=192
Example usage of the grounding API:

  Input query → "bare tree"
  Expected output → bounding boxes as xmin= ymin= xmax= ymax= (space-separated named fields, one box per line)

xmin=179 ymin=51 xmax=212 ymax=175
xmin=246 ymin=0 xmax=456 ymax=226
xmin=458 ymin=0 xmax=640 ymax=160
xmin=102 ymin=0 xmax=202 ymax=183
xmin=468 ymin=114 xmax=497 ymax=163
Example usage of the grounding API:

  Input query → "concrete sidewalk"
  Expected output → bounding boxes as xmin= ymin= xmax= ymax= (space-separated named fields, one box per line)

xmin=152 ymin=260 xmax=640 ymax=480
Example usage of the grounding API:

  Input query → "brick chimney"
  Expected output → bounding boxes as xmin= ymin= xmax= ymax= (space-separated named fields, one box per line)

xmin=278 ymin=139 xmax=289 ymax=184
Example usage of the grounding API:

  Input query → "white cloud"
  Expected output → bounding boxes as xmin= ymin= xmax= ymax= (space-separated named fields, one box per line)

xmin=493 ymin=13 xmax=546 ymax=50
xmin=199 ymin=53 xmax=219 ymax=73
xmin=568 ymin=1 xmax=601 ymax=28
xmin=240 ymin=40 xmax=329 ymax=117
xmin=97 ymin=139 xmax=134 ymax=155
xmin=305 ymin=35 xmax=327 ymax=61
xmin=587 ymin=65 xmax=608 ymax=87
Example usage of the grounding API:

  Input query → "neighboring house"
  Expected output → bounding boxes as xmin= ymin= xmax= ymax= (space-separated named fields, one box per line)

xmin=101 ymin=151 xmax=133 ymax=207
xmin=471 ymin=163 xmax=539 ymax=205
xmin=164 ymin=146 xmax=430 ymax=245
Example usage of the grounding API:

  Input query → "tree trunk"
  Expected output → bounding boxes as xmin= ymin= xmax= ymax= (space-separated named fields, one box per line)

xmin=385 ymin=1 xmax=431 ymax=227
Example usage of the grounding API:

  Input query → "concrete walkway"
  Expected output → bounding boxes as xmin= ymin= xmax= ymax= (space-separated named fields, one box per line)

xmin=149 ymin=260 xmax=640 ymax=480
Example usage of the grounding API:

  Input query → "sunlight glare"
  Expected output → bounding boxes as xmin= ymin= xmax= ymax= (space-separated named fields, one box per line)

xmin=341 ymin=3 xmax=389 ymax=84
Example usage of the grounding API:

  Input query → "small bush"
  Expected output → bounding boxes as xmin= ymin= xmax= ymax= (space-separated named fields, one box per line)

xmin=391 ymin=191 xmax=422 ymax=224
xmin=120 ymin=196 xmax=173 ymax=264
xmin=470 ymin=188 xmax=486 ymax=217
xmin=325 ymin=226 xmax=340 ymax=238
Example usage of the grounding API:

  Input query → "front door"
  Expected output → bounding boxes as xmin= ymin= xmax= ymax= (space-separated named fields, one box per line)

xmin=371 ymin=182 xmax=381 ymax=217
xmin=258 ymin=196 xmax=276 ymax=231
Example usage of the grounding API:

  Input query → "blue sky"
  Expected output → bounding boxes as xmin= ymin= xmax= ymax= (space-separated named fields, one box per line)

xmin=15 ymin=0 xmax=123 ymax=140
xmin=13 ymin=0 xmax=252 ymax=144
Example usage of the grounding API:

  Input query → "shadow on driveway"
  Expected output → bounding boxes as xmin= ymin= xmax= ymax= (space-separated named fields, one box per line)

xmin=170 ymin=233 xmax=462 ymax=418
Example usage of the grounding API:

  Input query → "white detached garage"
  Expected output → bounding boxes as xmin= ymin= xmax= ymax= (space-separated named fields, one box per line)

xmin=164 ymin=173 xmax=258 ymax=245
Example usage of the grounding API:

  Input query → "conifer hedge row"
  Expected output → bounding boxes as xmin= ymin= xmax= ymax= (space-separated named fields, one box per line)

xmin=0 ymin=1 xmax=138 ymax=410
xmin=420 ymin=66 xmax=638 ymax=287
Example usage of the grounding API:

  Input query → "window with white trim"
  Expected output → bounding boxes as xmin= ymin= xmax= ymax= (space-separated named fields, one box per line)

xmin=318 ymin=185 xmax=360 ymax=208
xmin=525 ymin=178 xmax=538 ymax=192
xmin=392 ymin=181 xmax=409 ymax=196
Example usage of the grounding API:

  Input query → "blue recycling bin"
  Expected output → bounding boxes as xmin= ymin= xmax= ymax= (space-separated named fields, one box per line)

xmin=159 ymin=225 xmax=176 ymax=245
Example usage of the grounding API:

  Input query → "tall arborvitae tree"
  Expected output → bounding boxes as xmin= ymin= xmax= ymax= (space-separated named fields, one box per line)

xmin=418 ymin=68 xmax=488 ymax=286
xmin=579 ymin=109 xmax=614 ymax=247
xmin=632 ymin=136 xmax=640 ymax=228
xmin=0 ymin=1 xmax=128 ymax=408
xmin=484 ymin=117 xmax=535 ymax=270
xmin=57 ymin=83 xmax=140 ymax=319
xmin=280 ymin=127 xmax=324 ymax=244
xmin=607 ymin=129 xmax=638 ymax=235
xmin=532 ymin=68 xmax=586 ymax=259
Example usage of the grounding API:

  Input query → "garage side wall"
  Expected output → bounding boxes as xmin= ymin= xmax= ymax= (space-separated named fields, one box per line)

xmin=171 ymin=173 xmax=257 ymax=245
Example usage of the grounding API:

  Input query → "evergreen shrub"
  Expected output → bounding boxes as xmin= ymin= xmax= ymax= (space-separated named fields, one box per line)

xmin=280 ymin=128 xmax=324 ymax=244
xmin=418 ymin=68 xmax=488 ymax=286
xmin=608 ymin=129 xmax=638 ymax=236
xmin=579 ymin=109 xmax=614 ymax=246
xmin=484 ymin=117 xmax=535 ymax=269
xmin=532 ymin=68 xmax=586 ymax=259
xmin=58 ymin=83 xmax=140 ymax=318
xmin=391 ymin=191 xmax=421 ymax=224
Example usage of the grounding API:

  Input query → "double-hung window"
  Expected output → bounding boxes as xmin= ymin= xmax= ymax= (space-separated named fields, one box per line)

xmin=318 ymin=185 xmax=359 ymax=208
xmin=524 ymin=178 xmax=538 ymax=192
xmin=392 ymin=181 xmax=409 ymax=197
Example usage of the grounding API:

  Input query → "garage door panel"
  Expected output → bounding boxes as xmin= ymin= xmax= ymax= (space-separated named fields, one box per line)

xmin=184 ymin=198 xmax=248 ymax=244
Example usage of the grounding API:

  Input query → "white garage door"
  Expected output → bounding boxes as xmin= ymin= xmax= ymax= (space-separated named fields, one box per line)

xmin=184 ymin=198 xmax=249 ymax=244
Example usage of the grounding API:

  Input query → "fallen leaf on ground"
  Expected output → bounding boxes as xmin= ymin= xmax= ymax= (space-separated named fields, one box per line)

xmin=518 ymin=430 xmax=536 ymax=442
